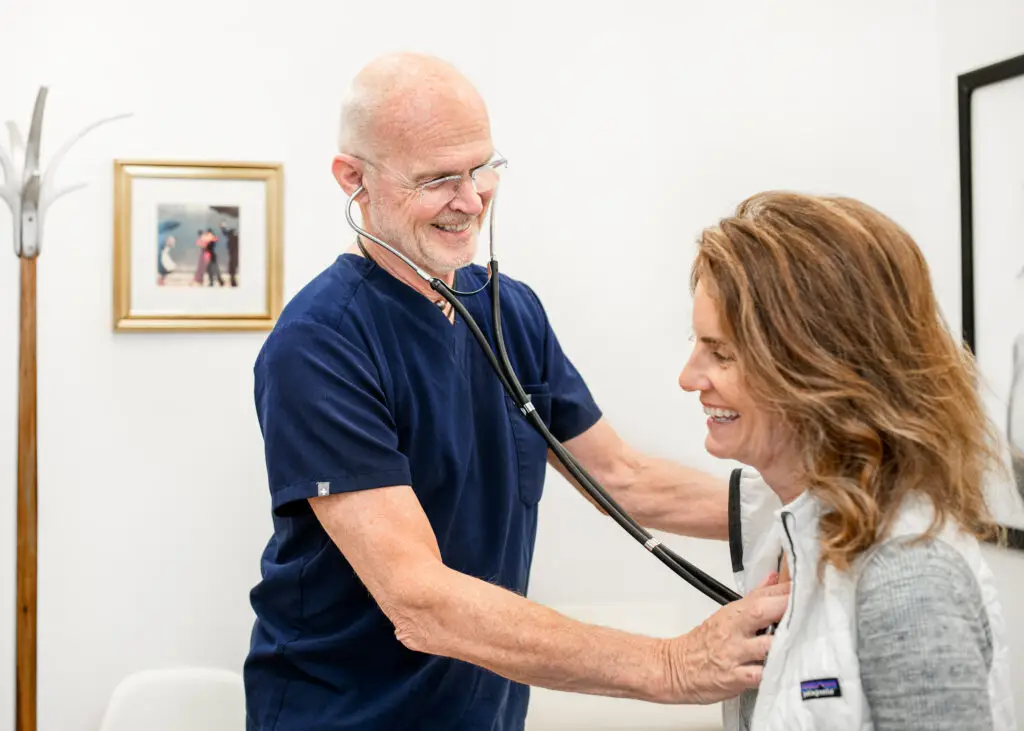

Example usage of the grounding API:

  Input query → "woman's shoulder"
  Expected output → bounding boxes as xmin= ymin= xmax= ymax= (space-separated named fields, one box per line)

xmin=856 ymin=534 xmax=985 ymax=607
xmin=855 ymin=534 xmax=994 ymax=673
xmin=853 ymin=535 xmax=1002 ymax=729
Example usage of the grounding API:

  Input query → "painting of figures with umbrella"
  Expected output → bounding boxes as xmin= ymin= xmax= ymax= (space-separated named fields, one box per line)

xmin=113 ymin=160 xmax=283 ymax=331
xmin=157 ymin=204 xmax=241 ymax=288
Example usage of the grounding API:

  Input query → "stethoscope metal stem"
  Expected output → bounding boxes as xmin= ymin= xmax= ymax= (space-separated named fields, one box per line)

xmin=346 ymin=185 xmax=433 ymax=283
xmin=343 ymin=186 xmax=741 ymax=605
xmin=345 ymin=185 xmax=497 ymax=296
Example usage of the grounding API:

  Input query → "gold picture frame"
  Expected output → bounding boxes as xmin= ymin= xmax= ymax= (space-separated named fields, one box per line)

xmin=113 ymin=159 xmax=284 ymax=331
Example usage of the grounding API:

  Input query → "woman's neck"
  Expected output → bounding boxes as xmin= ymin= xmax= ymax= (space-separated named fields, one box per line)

xmin=758 ymin=458 xmax=806 ymax=505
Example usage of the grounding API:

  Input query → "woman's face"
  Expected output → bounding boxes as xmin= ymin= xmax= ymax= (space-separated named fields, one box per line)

xmin=678 ymin=279 xmax=793 ymax=476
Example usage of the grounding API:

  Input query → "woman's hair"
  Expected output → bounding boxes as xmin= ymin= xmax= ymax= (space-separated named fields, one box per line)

xmin=691 ymin=191 xmax=1007 ymax=571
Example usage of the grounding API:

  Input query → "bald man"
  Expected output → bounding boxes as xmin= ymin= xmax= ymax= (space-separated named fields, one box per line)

xmin=244 ymin=53 xmax=788 ymax=731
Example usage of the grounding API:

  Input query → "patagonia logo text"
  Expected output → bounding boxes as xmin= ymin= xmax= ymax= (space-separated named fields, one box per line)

xmin=800 ymin=678 xmax=841 ymax=700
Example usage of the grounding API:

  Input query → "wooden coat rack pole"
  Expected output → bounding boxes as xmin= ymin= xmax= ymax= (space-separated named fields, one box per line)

xmin=17 ymin=255 xmax=37 ymax=731
xmin=2 ymin=88 xmax=131 ymax=731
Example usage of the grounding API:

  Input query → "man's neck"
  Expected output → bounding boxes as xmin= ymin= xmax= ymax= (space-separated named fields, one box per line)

xmin=348 ymin=236 xmax=456 ymax=308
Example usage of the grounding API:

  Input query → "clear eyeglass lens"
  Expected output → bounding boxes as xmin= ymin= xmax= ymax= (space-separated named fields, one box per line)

xmin=418 ymin=162 xmax=505 ymax=207
xmin=420 ymin=178 xmax=460 ymax=207
xmin=473 ymin=166 xmax=501 ymax=194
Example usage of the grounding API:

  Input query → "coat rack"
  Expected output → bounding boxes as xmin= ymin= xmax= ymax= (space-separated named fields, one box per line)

xmin=2 ymin=86 xmax=130 ymax=731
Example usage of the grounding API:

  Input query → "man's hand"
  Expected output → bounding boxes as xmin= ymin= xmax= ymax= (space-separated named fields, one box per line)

xmin=666 ymin=574 xmax=789 ymax=704
xmin=310 ymin=484 xmax=787 ymax=705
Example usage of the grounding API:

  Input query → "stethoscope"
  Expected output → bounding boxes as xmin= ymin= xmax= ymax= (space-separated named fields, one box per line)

xmin=345 ymin=185 xmax=741 ymax=606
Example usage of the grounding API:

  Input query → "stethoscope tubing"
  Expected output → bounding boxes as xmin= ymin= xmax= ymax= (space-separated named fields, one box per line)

xmin=434 ymin=269 xmax=740 ymax=606
xmin=346 ymin=187 xmax=741 ymax=606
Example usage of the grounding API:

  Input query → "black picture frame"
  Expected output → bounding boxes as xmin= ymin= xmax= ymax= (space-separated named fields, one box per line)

xmin=957 ymin=51 xmax=1024 ymax=551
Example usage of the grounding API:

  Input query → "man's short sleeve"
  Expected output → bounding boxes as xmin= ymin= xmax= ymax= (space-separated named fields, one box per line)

xmin=527 ymin=285 xmax=603 ymax=443
xmin=253 ymin=318 xmax=411 ymax=515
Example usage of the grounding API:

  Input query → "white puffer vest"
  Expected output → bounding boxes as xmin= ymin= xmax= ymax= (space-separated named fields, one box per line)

xmin=721 ymin=467 xmax=1016 ymax=731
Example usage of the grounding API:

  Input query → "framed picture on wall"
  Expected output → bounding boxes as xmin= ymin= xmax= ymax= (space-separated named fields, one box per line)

xmin=113 ymin=159 xmax=284 ymax=331
xmin=958 ymin=51 xmax=1024 ymax=550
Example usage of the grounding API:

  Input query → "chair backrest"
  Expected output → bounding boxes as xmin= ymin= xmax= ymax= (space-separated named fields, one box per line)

xmin=98 ymin=667 xmax=245 ymax=731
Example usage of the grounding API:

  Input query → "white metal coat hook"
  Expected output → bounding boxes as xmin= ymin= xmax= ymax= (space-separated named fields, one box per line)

xmin=0 ymin=86 xmax=132 ymax=258
xmin=5 ymin=87 xmax=130 ymax=731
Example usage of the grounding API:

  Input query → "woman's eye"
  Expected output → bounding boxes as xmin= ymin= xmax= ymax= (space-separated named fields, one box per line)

xmin=712 ymin=351 xmax=734 ymax=364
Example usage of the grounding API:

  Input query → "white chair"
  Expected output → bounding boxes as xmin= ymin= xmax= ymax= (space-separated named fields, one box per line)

xmin=98 ymin=667 xmax=246 ymax=731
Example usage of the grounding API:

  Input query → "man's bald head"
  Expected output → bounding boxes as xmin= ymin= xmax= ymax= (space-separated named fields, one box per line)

xmin=332 ymin=53 xmax=497 ymax=279
xmin=337 ymin=53 xmax=490 ymax=163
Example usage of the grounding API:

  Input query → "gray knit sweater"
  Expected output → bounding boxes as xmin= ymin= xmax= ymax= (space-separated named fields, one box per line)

xmin=855 ymin=537 xmax=995 ymax=729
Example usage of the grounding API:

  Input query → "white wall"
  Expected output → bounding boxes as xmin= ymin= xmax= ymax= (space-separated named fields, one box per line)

xmin=0 ymin=1 xmax=1020 ymax=729
xmin=935 ymin=0 xmax=1024 ymax=719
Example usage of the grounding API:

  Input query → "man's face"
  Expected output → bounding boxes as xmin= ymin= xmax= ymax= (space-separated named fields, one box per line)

xmin=362 ymin=107 xmax=496 ymax=276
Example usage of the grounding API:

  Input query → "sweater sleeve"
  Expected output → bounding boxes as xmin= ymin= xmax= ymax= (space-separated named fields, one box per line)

xmin=855 ymin=537 xmax=995 ymax=731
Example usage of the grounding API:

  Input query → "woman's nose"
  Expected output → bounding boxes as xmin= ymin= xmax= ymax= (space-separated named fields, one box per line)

xmin=678 ymin=355 xmax=704 ymax=393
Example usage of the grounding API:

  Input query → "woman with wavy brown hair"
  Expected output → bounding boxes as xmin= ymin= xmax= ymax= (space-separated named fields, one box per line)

xmin=678 ymin=191 xmax=1016 ymax=731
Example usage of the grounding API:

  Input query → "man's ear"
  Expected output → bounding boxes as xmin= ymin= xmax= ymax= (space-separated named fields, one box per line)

xmin=332 ymin=154 xmax=365 ymax=196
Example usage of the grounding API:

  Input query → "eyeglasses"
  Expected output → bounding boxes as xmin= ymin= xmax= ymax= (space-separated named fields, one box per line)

xmin=361 ymin=152 xmax=507 ymax=209
xmin=416 ymin=154 xmax=507 ymax=209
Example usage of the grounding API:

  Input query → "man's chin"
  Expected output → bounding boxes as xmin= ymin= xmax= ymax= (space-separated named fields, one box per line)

xmin=431 ymin=256 xmax=476 ymax=277
xmin=425 ymin=238 xmax=478 ymax=271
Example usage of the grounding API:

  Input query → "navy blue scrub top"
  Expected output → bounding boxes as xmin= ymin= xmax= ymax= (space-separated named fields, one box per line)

xmin=244 ymin=253 xmax=602 ymax=731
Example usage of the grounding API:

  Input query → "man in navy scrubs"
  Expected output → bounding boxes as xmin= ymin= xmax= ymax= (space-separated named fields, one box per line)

xmin=243 ymin=52 xmax=788 ymax=731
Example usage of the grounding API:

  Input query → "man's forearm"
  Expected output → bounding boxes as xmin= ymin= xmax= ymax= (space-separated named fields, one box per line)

xmin=394 ymin=564 xmax=677 ymax=703
xmin=622 ymin=456 xmax=729 ymax=540
xmin=553 ymin=421 xmax=729 ymax=540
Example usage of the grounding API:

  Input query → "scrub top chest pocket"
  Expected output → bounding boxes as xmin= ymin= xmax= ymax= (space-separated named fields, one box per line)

xmin=508 ymin=383 xmax=553 ymax=507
